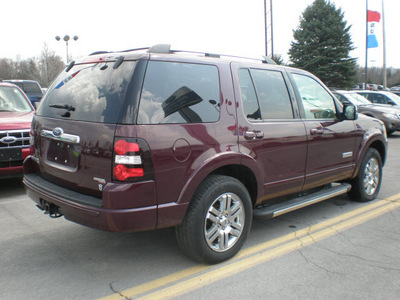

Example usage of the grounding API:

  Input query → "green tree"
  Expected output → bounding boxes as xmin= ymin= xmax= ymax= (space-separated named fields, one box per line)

xmin=288 ymin=0 xmax=356 ymax=88
xmin=272 ymin=54 xmax=285 ymax=65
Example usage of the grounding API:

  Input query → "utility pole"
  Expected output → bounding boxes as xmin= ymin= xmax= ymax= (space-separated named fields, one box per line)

xmin=264 ymin=0 xmax=274 ymax=58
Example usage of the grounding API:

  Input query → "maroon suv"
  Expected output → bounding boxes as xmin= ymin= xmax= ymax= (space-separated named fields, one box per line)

xmin=23 ymin=45 xmax=387 ymax=264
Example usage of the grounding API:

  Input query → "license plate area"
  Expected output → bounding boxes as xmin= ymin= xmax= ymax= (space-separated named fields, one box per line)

xmin=0 ymin=148 xmax=22 ymax=162
xmin=47 ymin=140 xmax=79 ymax=169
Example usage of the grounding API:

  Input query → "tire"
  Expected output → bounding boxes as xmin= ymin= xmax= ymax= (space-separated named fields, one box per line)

xmin=348 ymin=148 xmax=382 ymax=202
xmin=175 ymin=175 xmax=252 ymax=264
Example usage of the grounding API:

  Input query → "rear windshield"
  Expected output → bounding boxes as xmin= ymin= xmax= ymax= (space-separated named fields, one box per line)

xmin=23 ymin=82 xmax=42 ymax=94
xmin=37 ymin=61 xmax=136 ymax=123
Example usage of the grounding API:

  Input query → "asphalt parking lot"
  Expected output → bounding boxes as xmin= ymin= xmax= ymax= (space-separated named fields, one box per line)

xmin=1 ymin=133 xmax=399 ymax=300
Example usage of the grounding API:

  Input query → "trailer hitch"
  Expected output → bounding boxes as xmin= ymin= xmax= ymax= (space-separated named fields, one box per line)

xmin=36 ymin=200 xmax=63 ymax=218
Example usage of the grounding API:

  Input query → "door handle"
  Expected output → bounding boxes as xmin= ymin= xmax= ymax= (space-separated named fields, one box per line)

xmin=310 ymin=128 xmax=324 ymax=135
xmin=244 ymin=131 xmax=264 ymax=140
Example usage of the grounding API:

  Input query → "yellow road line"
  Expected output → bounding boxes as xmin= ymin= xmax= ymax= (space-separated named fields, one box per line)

xmin=138 ymin=198 xmax=400 ymax=300
xmin=99 ymin=193 xmax=400 ymax=300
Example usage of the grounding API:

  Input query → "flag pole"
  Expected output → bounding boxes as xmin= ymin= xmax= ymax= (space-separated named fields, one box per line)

xmin=382 ymin=0 xmax=387 ymax=88
xmin=365 ymin=0 xmax=368 ymax=89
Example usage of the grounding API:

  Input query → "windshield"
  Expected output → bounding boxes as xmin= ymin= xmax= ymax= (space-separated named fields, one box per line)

xmin=37 ymin=61 xmax=136 ymax=123
xmin=386 ymin=92 xmax=400 ymax=105
xmin=346 ymin=93 xmax=372 ymax=105
xmin=0 ymin=86 xmax=33 ymax=112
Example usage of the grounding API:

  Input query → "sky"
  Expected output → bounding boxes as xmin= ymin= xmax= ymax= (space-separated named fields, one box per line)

xmin=1 ymin=0 xmax=399 ymax=68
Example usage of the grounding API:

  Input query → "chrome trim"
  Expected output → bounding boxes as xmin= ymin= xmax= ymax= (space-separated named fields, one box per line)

xmin=0 ymin=129 xmax=30 ymax=148
xmin=342 ymin=151 xmax=353 ymax=159
xmin=0 ymin=136 xmax=17 ymax=144
xmin=41 ymin=129 xmax=80 ymax=144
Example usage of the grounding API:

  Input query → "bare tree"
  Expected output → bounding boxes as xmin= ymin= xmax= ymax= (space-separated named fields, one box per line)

xmin=36 ymin=44 xmax=65 ymax=87
xmin=0 ymin=44 xmax=64 ymax=87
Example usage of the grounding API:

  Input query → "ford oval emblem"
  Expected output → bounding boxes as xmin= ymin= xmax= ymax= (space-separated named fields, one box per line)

xmin=52 ymin=127 xmax=63 ymax=137
xmin=0 ymin=136 xmax=17 ymax=144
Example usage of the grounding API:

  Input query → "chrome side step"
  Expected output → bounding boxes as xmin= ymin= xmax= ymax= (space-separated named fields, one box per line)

xmin=253 ymin=183 xmax=351 ymax=220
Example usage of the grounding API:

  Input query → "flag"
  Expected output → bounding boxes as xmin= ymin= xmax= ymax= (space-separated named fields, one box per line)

xmin=367 ymin=10 xmax=381 ymax=48
xmin=368 ymin=10 xmax=381 ymax=23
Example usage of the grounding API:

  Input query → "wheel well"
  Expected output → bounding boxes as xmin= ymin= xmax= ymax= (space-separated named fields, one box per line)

xmin=211 ymin=165 xmax=258 ymax=205
xmin=369 ymin=140 xmax=386 ymax=165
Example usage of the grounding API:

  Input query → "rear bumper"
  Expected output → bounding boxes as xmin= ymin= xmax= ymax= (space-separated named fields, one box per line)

xmin=23 ymin=173 xmax=158 ymax=232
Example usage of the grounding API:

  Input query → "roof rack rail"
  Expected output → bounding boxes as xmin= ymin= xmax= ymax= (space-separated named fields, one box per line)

xmin=89 ymin=51 xmax=109 ymax=56
xmin=88 ymin=44 xmax=278 ymax=66
xmin=120 ymin=47 xmax=149 ymax=53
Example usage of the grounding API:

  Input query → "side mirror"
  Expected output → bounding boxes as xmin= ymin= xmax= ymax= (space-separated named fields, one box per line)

xmin=341 ymin=102 xmax=358 ymax=120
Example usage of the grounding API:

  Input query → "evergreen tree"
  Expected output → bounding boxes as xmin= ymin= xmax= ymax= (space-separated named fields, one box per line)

xmin=288 ymin=0 xmax=357 ymax=88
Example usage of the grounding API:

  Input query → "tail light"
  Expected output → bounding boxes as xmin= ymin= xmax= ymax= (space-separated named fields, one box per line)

xmin=112 ymin=138 xmax=154 ymax=182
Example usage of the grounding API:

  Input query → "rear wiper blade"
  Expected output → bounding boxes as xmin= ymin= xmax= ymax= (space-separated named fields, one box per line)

xmin=49 ymin=104 xmax=75 ymax=111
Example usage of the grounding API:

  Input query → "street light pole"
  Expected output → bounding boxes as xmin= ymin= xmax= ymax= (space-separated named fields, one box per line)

xmin=55 ymin=35 xmax=79 ymax=64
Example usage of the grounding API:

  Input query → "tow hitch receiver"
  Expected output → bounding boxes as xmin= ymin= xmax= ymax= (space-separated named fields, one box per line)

xmin=36 ymin=200 xmax=63 ymax=218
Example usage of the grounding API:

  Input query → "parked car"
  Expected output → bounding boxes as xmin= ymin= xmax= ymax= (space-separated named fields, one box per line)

xmin=356 ymin=90 xmax=400 ymax=107
xmin=390 ymin=90 xmax=400 ymax=97
xmin=333 ymin=90 xmax=400 ymax=136
xmin=4 ymin=80 xmax=43 ymax=107
xmin=23 ymin=45 xmax=387 ymax=264
xmin=0 ymin=81 xmax=34 ymax=179
xmin=390 ymin=86 xmax=400 ymax=91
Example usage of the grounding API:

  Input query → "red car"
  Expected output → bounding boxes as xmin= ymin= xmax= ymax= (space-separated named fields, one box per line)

xmin=0 ymin=81 xmax=34 ymax=179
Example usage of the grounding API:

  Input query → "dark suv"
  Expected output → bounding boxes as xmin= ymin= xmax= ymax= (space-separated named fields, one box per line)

xmin=23 ymin=45 xmax=387 ymax=264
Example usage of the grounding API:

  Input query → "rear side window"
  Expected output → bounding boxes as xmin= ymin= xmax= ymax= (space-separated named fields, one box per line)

xmin=137 ymin=61 xmax=220 ymax=124
xmin=37 ymin=61 xmax=136 ymax=123
xmin=239 ymin=68 xmax=294 ymax=120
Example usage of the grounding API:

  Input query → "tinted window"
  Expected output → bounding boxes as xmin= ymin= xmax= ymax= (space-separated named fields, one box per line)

xmin=238 ymin=69 xmax=260 ymax=120
xmin=23 ymin=82 xmax=42 ymax=94
xmin=250 ymin=69 xmax=293 ymax=119
xmin=37 ymin=61 xmax=136 ymax=123
xmin=239 ymin=68 xmax=293 ymax=120
xmin=367 ymin=94 xmax=384 ymax=104
xmin=292 ymin=74 xmax=336 ymax=119
xmin=137 ymin=61 xmax=220 ymax=124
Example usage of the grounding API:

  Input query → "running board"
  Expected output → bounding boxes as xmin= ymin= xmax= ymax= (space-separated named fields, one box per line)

xmin=253 ymin=183 xmax=351 ymax=220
